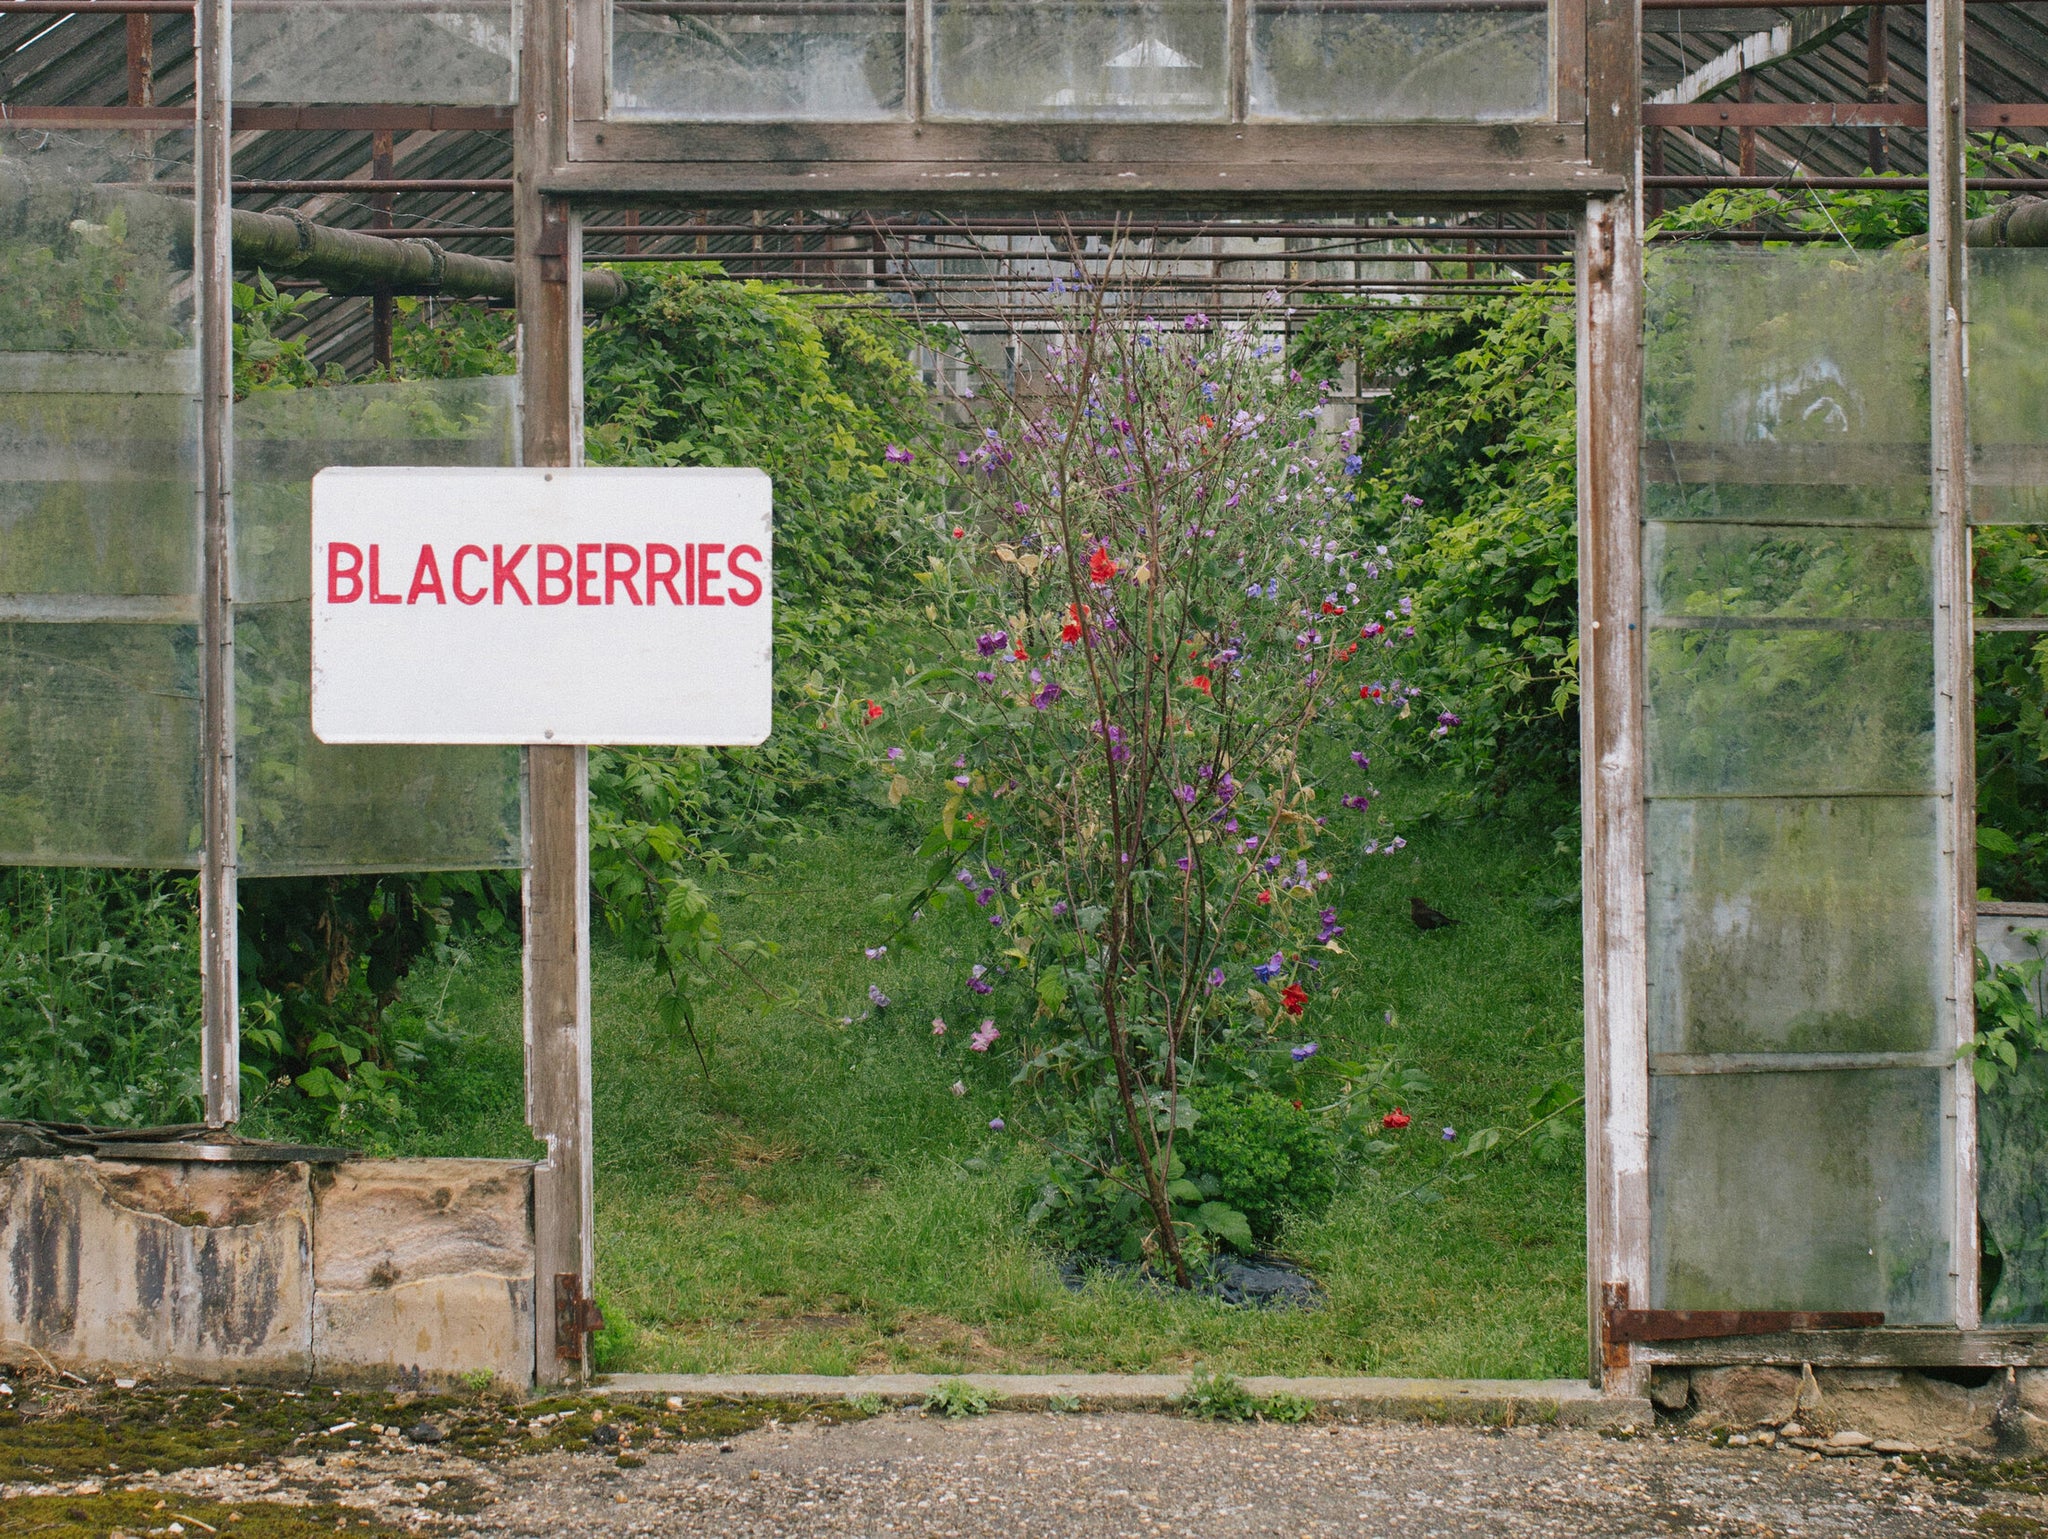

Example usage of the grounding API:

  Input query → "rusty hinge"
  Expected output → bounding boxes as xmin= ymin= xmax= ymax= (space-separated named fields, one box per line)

xmin=1602 ymin=1283 xmax=1881 ymax=1346
xmin=554 ymin=1272 xmax=606 ymax=1362
xmin=535 ymin=207 xmax=570 ymax=285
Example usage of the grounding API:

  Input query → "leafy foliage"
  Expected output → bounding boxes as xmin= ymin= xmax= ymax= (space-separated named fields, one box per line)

xmin=1293 ymin=277 xmax=1579 ymax=814
xmin=1974 ymin=527 xmax=2048 ymax=900
xmin=1968 ymin=948 xmax=2048 ymax=1095
xmin=0 ymin=868 xmax=201 ymax=1125
xmin=920 ymin=1379 xmax=995 ymax=1417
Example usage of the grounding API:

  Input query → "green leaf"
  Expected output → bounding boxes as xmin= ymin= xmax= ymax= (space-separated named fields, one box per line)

xmin=1193 ymin=1201 xmax=1255 ymax=1254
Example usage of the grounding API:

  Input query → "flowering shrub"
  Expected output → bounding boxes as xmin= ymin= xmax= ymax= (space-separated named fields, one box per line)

xmin=865 ymin=290 xmax=1431 ymax=1283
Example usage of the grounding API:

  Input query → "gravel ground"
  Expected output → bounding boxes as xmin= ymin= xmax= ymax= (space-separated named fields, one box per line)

xmin=60 ymin=1410 xmax=2045 ymax=1538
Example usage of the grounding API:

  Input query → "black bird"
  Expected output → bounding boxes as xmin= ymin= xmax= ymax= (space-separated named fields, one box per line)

xmin=1410 ymin=897 xmax=1458 ymax=931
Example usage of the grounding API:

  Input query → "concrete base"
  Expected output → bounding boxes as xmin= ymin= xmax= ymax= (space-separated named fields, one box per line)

xmin=0 ymin=1155 xmax=534 ymax=1390
xmin=595 ymin=1372 xmax=1652 ymax=1427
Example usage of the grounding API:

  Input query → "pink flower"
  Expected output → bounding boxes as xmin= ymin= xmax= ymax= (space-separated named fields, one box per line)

xmin=932 ymin=1018 xmax=947 ymax=1036
xmin=970 ymin=1020 xmax=1000 ymax=1052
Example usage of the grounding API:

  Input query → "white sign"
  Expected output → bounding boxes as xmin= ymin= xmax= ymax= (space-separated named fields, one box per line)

xmin=311 ymin=466 xmax=772 ymax=746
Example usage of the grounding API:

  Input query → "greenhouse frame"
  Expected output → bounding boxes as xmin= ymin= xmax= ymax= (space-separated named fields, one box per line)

xmin=3 ymin=0 xmax=2047 ymax=1395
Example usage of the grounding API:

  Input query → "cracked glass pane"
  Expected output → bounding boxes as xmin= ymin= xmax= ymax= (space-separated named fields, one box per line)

xmin=235 ymin=0 xmax=518 ymax=106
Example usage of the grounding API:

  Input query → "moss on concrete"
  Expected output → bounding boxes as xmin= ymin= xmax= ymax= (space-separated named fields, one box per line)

xmin=0 ymin=1490 xmax=408 ymax=1538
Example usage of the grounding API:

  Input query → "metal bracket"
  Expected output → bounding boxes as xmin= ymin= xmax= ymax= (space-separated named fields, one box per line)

xmin=553 ymin=1272 xmax=605 ymax=1363
xmin=1602 ymin=1282 xmax=1882 ymax=1346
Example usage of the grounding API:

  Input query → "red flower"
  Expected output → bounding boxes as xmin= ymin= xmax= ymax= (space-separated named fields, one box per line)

xmin=951 ymin=527 xmax=965 ymax=539
xmin=1061 ymin=621 xmax=1082 ymax=643
xmin=1089 ymin=546 xmax=1118 ymax=584
xmin=1361 ymin=685 xmax=1382 ymax=701
xmin=1188 ymin=674 xmax=1212 ymax=694
xmin=1321 ymin=601 xmax=1345 ymax=616
xmin=1382 ymin=1107 xmax=1412 ymax=1130
xmin=865 ymin=700 xmax=883 ymax=721
xmin=1291 ymin=1100 xmax=1303 ymax=1110
xmin=1280 ymin=982 xmax=1309 ymax=1016
xmin=1256 ymin=890 xmax=1273 ymax=905
xmin=1014 ymin=645 xmax=1029 ymax=660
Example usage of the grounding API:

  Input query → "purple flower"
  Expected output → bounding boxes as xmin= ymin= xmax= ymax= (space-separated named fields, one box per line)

xmin=1176 ymin=856 xmax=1192 ymax=871
xmin=1207 ymin=967 xmax=1227 ymax=989
xmin=1442 ymin=1126 xmax=1457 ymax=1141
xmin=975 ymin=670 xmax=995 ymax=684
xmin=1317 ymin=907 xmax=1344 ymax=944
xmin=869 ymin=984 xmax=891 ymax=1009
xmin=1176 ymin=785 xmax=1197 ymax=806
xmin=976 ymin=631 xmax=1009 ymax=657
xmin=1349 ymin=751 xmax=1370 ymax=768
xmin=989 ymin=1118 xmax=1006 ymax=1131
xmin=887 ymin=747 xmax=905 ymax=761
xmin=865 ymin=945 xmax=887 ymax=959
xmin=976 ymin=886 xmax=994 ymax=906
xmin=955 ymin=775 xmax=974 ymax=789
xmin=989 ymin=914 xmax=1005 ymax=928
xmin=1253 ymin=952 xmax=1285 ymax=984
xmin=1340 ymin=795 xmax=1371 ymax=811
xmin=969 ymin=974 xmax=994 ymax=995
xmin=1291 ymin=1042 xmax=1319 ymax=1063
xmin=1032 ymin=682 xmax=1062 ymax=710
xmin=1437 ymin=712 xmax=1461 ymax=727
xmin=1050 ymin=900 xmax=1069 ymax=917
xmin=884 ymin=444 xmax=915 ymax=465
xmin=1402 ymin=493 xmax=1423 ymax=508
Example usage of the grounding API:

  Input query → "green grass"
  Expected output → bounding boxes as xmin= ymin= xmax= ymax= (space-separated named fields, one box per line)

xmin=372 ymin=778 xmax=1588 ymax=1381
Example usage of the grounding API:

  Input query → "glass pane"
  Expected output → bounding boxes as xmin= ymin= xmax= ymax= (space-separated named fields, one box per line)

xmin=1645 ymin=626 xmax=1933 ymax=796
xmin=1644 ymin=248 xmax=1929 ymax=522
xmin=234 ymin=0 xmax=518 ymax=106
xmin=1650 ymin=1069 xmax=1951 ymax=1322
xmin=610 ymin=0 xmax=906 ymax=120
xmin=1248 ymin=1 xmax=1547 ymax=123
xmin=1646 ymin=524 xmax=1931 ymax=622
xmin=233 ymin=378 xmax=522 ymax=874
xmin=236 ymin=377 xmax=518 ymax=603
xmin=1648 ymin=798 xmax=1944 ymax=1056
xmin=1982 ymin=1052 xmax=2048 ymax=1324
xmin=0 ymin=623 xmax=201 ymax=867
xmin=1969 ymin=248 xmax=2048 ymax=525
xmin=236 ymin=603 xmax=522 ymax=876
xmin=930 ymin=0 xmax=1228 ymax=120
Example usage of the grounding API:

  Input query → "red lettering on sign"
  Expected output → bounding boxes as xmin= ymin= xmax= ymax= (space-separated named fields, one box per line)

xmin=453 ymin=545 xmax=488 ymax=605
xmin=645 ymin=544 xmax=684 ymax=606
xmin=727 ymin=544 xmax=765 ymax=607
xmin=604 ymin=543 xmax=643 ymax=606
xmin=407 ymin=545 xmax=447 ymax=605
xmin=697 ymin=543 xmax=726 ymax=606
xmin=327 ymin=543 xmax=364 ymax=603
xmin=685 ymin=542 xmax=698 ymax=605
xmin=493 ymin=544 xmax=532 ymax=606
xmin=576 ymin=543 xmax=602 ymax=606
xmin=536 ymin=544 xmax=572 ymax=606
xmin=368 ymin=544 xmax=403 ymax=605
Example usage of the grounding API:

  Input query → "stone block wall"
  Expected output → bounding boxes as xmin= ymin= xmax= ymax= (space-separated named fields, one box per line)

xmin=0 ymin=1155 xmax=534 ymax=1388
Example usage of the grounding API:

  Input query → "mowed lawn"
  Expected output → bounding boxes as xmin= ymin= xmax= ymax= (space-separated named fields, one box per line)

xmin=378 ymin=780 xmax=1588 ymax=1380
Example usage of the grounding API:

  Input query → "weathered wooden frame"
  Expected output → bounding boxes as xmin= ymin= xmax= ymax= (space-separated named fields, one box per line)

xmin=549 ymin=0 xmax=1611 ymax=206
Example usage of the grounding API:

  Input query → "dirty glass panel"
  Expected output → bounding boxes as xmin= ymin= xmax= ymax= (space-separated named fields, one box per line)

xmin=1247 ymin=0 xmax=1547 ymax=123
xmin=929 ymin=0 xmax=1228 ymax=120
xmin=1647 ymin=798 xmax=1943 ymax=1056
xmin=1645 ymin=626 xmax=1933 ymax=796
xmin=1968 ymin=248 xmax=2048 ymax=525
xmin=1974 ymin=631 xmax=2048 ymax=903
xmin=1982 ymin=1051 xmax=2048 ymax=1324
xmin=1650 ymin=1069 xmax=1950 ymax=1321
xmin=233 ymin=378 xmax=522 ymax=873
xmin=234 ymin=0 xmax=518 ymax=106
xmin=1643 ymin=248 xmax=1928 ymax=523
xmin=1 ymin=132 xmax=198 ymax=601
xmin=236 ymin=604 xmax=522 ymax=875
xmin=1645 ymin=524 xmax=1931 ymax=622
xmin=610 ymin=0 xmax=906 ymax=119
xmin=235 ymin=377 xmax=517 ymax=603
xmin=0 ymin=624 xmax=201 ymax=867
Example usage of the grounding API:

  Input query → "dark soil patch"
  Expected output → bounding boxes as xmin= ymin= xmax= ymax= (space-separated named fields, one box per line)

xmin=1057 ymin=1252 xmax=1322 ymax=1309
